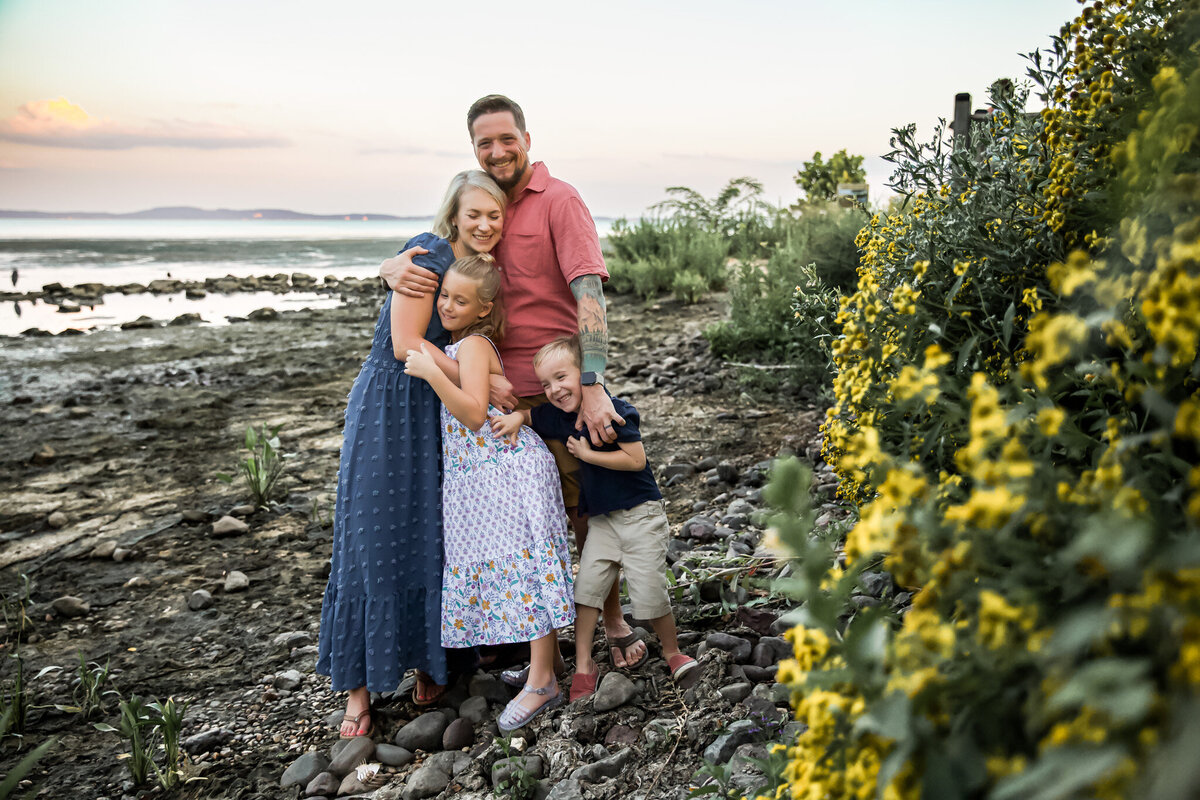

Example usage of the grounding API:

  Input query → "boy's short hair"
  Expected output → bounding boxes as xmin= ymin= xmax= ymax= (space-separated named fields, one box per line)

xmin=533 ymin=335 xmax=581 ymax=371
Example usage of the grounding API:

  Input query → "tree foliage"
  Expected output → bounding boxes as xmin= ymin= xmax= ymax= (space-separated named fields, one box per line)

xmin=794 ymin=149 xmax=867 ymax=202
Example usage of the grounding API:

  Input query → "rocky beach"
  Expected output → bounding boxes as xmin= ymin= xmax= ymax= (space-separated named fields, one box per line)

xmin=1 ymin=282 xmax=857 ymax=799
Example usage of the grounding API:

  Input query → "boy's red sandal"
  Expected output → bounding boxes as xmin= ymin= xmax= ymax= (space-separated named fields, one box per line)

xmin=569 ymin=663 xmax=600 ymax=702
xmin=668 ymin=654 xmax=701 ymax=689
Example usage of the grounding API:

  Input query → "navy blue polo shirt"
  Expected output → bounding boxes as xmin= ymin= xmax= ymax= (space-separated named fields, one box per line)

xmin=529 ymin=395 xmax=662 ymax=517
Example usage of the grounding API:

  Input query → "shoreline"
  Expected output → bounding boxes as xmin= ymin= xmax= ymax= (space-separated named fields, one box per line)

xmin=0 ymin=290 xmax=843 ymax=798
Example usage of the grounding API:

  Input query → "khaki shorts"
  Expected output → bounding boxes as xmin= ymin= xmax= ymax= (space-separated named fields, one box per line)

xmin=517 ymin=394 xmax=581 ymax=510
xmin=573 ymin=499 xmax=671 ymax=620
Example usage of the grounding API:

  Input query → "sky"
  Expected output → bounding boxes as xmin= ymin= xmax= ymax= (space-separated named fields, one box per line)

xmin=0 ymin=0 xmax=1082 ymax=219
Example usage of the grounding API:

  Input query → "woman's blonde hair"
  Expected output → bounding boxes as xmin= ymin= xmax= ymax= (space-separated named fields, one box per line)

xmin=432 ymin=170 xmax=506 ymax=242
xmin=447 ymin=253 xmax=505 ymax=343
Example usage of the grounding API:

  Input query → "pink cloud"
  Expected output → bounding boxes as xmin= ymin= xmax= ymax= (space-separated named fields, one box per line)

xmin=0 ymin=98 xmax=291 ymax=150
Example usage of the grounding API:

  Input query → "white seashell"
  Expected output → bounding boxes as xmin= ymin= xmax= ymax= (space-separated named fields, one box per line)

xmin=355 ymin=762 xmax=381 ymax=781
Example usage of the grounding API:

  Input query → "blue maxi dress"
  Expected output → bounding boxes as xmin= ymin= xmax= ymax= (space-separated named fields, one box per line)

xmin=317 ymin=233 xmax=455 ymax=691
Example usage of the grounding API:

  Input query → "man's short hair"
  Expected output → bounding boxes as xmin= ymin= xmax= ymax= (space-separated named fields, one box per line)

xmin=533 ymin=335 xmax=581 ymax=371
xmin=467 ymin=94 xmax=526 ymax=137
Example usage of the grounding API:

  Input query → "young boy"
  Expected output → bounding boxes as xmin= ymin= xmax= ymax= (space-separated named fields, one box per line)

xmin=492 ymin=335 xmax=700 ymax=700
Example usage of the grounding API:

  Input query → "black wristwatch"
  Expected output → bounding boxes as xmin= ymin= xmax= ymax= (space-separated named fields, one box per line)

xmin=580 ymin=371 xmax=602 ymax=387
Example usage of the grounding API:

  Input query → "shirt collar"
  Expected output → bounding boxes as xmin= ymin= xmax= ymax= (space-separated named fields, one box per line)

xmin=523 ymin=161 xmax=549 ymax=194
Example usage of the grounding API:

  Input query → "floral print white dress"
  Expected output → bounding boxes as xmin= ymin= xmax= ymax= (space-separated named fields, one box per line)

xmin=439 ymin=335 xmax=575 ymax=648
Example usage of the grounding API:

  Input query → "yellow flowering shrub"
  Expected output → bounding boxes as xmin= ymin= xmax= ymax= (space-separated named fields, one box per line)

xmin=767 ymin=3 xmax=1200 ymax=799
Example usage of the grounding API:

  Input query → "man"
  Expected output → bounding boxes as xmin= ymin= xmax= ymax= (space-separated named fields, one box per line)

xmin=380 ymin=95 xmax=649 ymax=670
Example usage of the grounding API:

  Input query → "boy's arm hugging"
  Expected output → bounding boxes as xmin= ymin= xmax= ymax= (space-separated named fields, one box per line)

xmin=492 ymin=409 xmax=532 ymax=445
xmin=565 ymin=435 xmax=646 ymax=472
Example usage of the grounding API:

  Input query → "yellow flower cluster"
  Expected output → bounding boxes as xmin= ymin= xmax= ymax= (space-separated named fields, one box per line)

xmin=789 ymin=5 xmax=1200 ymax=798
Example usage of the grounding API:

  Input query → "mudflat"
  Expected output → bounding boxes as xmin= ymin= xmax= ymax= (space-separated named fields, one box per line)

xmin=1 ymin=289 xmax=829 ymax=799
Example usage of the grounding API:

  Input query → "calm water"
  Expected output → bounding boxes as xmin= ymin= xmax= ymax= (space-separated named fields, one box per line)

xmin=0 ymin=218 xmax=618 ymax=335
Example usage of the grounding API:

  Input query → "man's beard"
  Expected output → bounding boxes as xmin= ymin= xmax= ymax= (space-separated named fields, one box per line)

xmin=492 ymin=160 xmax=528 ymax=192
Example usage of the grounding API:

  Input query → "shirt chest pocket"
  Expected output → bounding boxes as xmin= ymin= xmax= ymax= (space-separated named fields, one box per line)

xmin=499 ymin=230 xmax=547 ymax=280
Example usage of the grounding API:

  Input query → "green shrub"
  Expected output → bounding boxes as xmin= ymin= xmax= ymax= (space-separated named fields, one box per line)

xmin=706 ymin=250 xmax=841 ymax=396
xmin=768 ymin=3 xmax=1200 ymax=799
xmin=671 ymin=270 xmax=707 ymax=304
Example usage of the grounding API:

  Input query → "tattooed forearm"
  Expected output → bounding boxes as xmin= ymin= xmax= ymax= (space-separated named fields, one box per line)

xmin=569 ymin=273 xmax=608 ymax=375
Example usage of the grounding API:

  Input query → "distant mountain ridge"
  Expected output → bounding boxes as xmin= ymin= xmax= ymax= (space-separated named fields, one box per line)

xmin=0 ymin=206 xmax=415 ymax=221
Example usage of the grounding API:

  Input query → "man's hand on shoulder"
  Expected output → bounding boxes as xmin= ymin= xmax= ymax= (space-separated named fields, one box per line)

xmin=576 ymin=383 xmax=624 ymax=446
xmin=380 ymin=245 xmax=438 ymax=298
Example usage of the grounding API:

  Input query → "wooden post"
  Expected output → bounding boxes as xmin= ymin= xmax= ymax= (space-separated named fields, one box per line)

xmin=952 ymin=92 xmax=972 ymax=191
xmin=953 ymin=92 xmax=972 ymax=152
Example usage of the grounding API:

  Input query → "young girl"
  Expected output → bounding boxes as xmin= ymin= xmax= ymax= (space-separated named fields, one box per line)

xmin=403 ymin=254 xmax=575 ymax=732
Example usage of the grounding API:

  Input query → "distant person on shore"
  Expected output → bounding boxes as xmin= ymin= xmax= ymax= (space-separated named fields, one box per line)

xmin=493 ymin=336 xmax=700 ymax=700
xmin=403 ymin=254 xmax=575 ymax=730
xmin=380 ymin=95 xmax=648 ymax=672
xmin=316 ymin=170 xmax=506 ymax=738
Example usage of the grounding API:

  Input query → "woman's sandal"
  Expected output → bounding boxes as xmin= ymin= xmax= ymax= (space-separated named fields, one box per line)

xmin=500 ymin=658 xmax=570 ymax=688
xmin=498 ymin=679 xmax=563 ymax=732
xmin=668 ymin=653 xmax=701 ymax=690
xmin=339 ymin=710 xmax=374 ymax=739
xmin=569 ymin=663 xmax=600 ymax=702
xmin=412 ymin=672 xmax=447 ymax=707
xmin=607 ymin=630 xmax=648 ymax=670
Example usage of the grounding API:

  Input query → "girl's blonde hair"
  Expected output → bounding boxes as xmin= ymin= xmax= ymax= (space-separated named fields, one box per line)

xmin=447 ymin=254 xmax=505 ymax=343
xmin=431 ymin=170 xmax=506 ymax=242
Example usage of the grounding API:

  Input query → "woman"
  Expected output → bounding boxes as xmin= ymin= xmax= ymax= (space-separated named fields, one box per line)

xmin=316 ymin=170 xmax=506 ymax=737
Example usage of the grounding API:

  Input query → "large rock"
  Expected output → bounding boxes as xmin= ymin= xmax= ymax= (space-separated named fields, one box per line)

xmin=280 ymin=751 xmax=329 ymax=788
xmin=394 ymin=711 xmax=449 ymax=752
xmin=726 ymin=498 xmax=755 ymax=518
xmin=188 ymin=589 xmax=213 ymax=611
xmin=121 ymin=315 xmax=157 ymax=330
xmin=375 ymin=743 xmax=414 ymax=767
xmin=750 ymin=636 xmax=791 ymax=667
xmin=546 ymin=779 xmax=585 ymax=800
xmin=603 ymin=724 xmax=640 ymax=748
xmin=442 ymin=716 xmax=474 ymax=750
xmin=468 ymin=673 xmax=511 ymax=704
xmin=642 ymin=718 xmax=677 ymax=752
xmin=328 ymin=734 xmax=375 ymax=776
xmin=681 ymin=516 xmax=718 ymax=542
xmin=569 ymin=747 xmax=632 ymax=783
xmin=661 ymin=463 xmax=696 ymax=482
xmin=703 ymin=718 xmax=759 ymax=763
xmin=224 ymin=571 xmax=250 ymax=593
xmin=305 ymin=771 xmax=339 ymax=796
xmin=90 ymin=540 xmax=118 ymax=559
xmin=706 ymin=632 xmax=752 ymax=663
xmin=403 ymin=761 xmax=451 ymax=799
xmin=338 ymin=768 xmax=382 ymax=796
xmin=211 ymin=515 xmax=249 ymax=537
xmin=182 ymin=728 xmax=233 ymax=755
xmin=458 ymin=695 xmax=489 ymax=723
xmin=273 ymin=669 xmax=303 ymax=691
xmin=51 ymin=596 xmax=89 ymax=617
xmin=592 ymin=672 xmax=637 ymax=712
xmin=492 ymin=755 xmax=545 ymax=786
xmin=719 ymin=682 xmax=753 ymax=704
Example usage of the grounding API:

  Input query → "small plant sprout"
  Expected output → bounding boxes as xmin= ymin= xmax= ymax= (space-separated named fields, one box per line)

xmin=73 ymin=652 xmax=118 ymax=719
xmin=217 ymin=423 xmax=285 ymax=507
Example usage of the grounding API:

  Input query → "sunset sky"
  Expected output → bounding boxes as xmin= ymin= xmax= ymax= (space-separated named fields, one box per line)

xmin=0 ymin=0 xmax=1081 ymax=218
